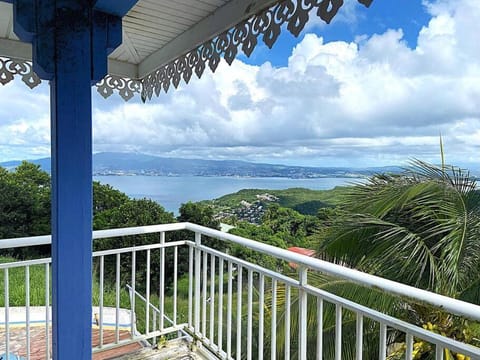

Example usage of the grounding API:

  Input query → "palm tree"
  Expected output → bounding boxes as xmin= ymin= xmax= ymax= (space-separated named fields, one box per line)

xmin=321 ymin=159 xmax=480 ymax=301
xmin=269 ymin=159 xmax=480 ymax=358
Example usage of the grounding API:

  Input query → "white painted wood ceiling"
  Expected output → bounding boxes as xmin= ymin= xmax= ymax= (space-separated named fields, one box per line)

xmin=117 ymin=0 xmax=230 ymax=62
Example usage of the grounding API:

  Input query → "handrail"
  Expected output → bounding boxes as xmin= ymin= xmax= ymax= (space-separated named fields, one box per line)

xmin=1 ymin=222 xmax=480 ymax=321
xmin=0 ymin=222 xmax=188 ymax=249
xmin=185 ymin=223 xmax=480 ymax=322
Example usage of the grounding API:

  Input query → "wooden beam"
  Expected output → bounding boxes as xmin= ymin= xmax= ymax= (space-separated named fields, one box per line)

xmin=0 ymin=38 xmax=139 ymax=78
xmin=138 ymin=0 xmax=280 ymax=78
xmin=0 ymin=38 xmax=30 ymax=59
xmin=107 ymin=56 xmax=138 ymax=78
xmin=94 ymin=0 xmax=138 ymax=17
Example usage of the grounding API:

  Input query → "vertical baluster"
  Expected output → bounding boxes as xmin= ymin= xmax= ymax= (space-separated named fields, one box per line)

xmin=26 ymin=266 xmax=30 ymax=360
xmin=271 ymin=279 xmax=277 ymax=360
xmin=188 ymin=245 xmax=193 ymax=329
xmin=210 ymin=255 xmax=216 ymax=345
xmin=194 ymin=233 xmax=201 ymax=335
xmin=116 ymin=253 xmax=121 ymax=343
xmin=218 ymin=258 xmax=224 ymax=353
xmin=45 ymin=264 xmax=50 ymax=360
xmin=258 ymin=273 xmax=265 ymax=360
xmin=298 ymin=268 xmax=308 ymax=360
xmin=145 ymin=250 xmax=151 ymax=335
xmin=247 ymin=270 xmax=253 ymax=360
xmin=317 ymin=298 xmax=323 ymax=360
xmin=405 ymin=333 xmax=413 ymax=360
xmin=5 ymin=268 xmax=9 ymax=360
xmin=130 ymin=251 xmax=136 ymax=339
xmin=285 ymin=285 xmax=291 ymax=360
xmin=202 ymin=251 xmax=208 ymax=337
xmin=379 ymin=323 xmax=387 ymax=360
xmin=154 ymin=247 xmax=160 ymax=343
xmin=435 ymin=345 xmax=444 ymax=360
xmin=159 ymin=232 xmax=165 ymax=332
xmin=335 ymin=305 xmax=342 ymax=360
xmin=356 ymin=313 xmax=363 ymax=360
xmin=227 ymin=261 xmax=233 ymax=358
xmin=152 ymin=312 xmax=157 ymax=344
xmin=236 ymin=265 xmax=243 ymax=360
xmin=99 ymin=256 xmax=104 ymax=347
xmin=173 ymin=246 xmax=178 ymax=326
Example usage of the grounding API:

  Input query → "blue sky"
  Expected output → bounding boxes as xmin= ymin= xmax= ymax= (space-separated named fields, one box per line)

xmin=241 ymin=0 xmax=431 ymax=67
xmin=1 ymin=0 xmax=479 ymax=169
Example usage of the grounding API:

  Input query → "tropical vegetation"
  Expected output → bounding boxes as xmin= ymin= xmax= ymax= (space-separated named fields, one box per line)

xmin=274 ymin=159 xmax=480 ymax=359
xmin=1 ymin=158 xmax=480 ymax=358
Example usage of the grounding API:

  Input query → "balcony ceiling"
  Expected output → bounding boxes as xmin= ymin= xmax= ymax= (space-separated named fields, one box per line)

xmin=0 ymin=0 xmax=373 ymax=100
xmin=0 ymin=0 xmax=287 ymax=78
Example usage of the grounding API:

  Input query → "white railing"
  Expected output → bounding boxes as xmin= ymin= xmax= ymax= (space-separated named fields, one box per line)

xmin=1 ymin=223 xmax=480 ymax=360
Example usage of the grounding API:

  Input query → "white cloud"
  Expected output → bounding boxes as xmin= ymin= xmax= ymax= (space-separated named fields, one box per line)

xmin=1 ymin=0 xmax=480 ymax=169
xmin=0 ymin=81 xmax=50 ymax=161
xmin=304 ymin=0 xmax=366 ymax=31
xmin=94 ymin=0 xmax=478 ymax=167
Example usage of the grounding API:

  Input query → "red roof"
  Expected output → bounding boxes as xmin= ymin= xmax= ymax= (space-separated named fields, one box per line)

xmin=287 ymin=247 xmax=316 ymax=269
xmin=288 ymin=247 xmax=315 ymax=257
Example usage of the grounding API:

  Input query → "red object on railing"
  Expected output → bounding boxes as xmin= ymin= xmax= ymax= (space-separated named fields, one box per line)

xmin=287 ymin=247 xmax=316 ymax=269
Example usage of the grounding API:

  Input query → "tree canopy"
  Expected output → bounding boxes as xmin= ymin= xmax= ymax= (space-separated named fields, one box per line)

xmin=0 ymin=162 xmax=50 ymax=239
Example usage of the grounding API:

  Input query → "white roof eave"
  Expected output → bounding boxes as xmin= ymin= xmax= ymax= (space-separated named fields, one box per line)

xmin=0 ymin=0 xmax=373 ymax=101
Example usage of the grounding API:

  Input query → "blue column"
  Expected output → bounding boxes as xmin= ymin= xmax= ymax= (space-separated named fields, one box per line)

xmin=50 ymin=4 xmax=93 ymax=358
xmin=12 ymin=1 xmax=132 ymax=358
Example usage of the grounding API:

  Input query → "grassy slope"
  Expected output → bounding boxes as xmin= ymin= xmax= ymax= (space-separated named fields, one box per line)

xmin=0 ymin=256 xmax=189 ymax=336
xmin=204 ymin=186 xmax=351 ymax=214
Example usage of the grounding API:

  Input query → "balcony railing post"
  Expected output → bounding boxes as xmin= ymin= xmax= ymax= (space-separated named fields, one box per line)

xmin=298 ymin=266 xmax=308 ymax=360
xmin=26 ymin=266 xmax=31 ymax=359
xmin=99 ymin=256 xmax=104 ymax=347
xmin=218 ymin=258 xmax=224 ymax=353
xmin=4 ymin=268 xmax=9 ymax=360
xmin=159 ymin=232 xmax=165 ymax=332
xmin=130 ymin=251 xmax=136 ymax=339
xmin=45 ymin=263 xmax=50 ymax=359
xmin=188 ymin=245 xmax=194 ymax=330
xmin=194 ymin=232 xmax=202 ymax=336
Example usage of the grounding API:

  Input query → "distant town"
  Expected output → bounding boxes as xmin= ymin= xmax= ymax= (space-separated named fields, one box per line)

xmin=213 ymin=193 xmax=280 ymax=224
xmin=1 ymin=152 xmax=403 ymax=179
xmin=92 ymin=168 xmax=367 ymax=178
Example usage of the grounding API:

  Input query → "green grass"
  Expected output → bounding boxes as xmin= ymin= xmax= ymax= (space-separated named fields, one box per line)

xmin=0 ymin=256 xmax=190 ymax=338
xmin=0 ymin=257 xmax=49 ymax=306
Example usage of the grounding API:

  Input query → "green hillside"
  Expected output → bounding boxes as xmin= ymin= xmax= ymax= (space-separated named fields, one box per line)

xmin=205 ymin=186 xmax=350 ymax=215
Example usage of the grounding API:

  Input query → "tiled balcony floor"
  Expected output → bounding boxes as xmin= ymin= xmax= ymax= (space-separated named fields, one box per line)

xmin=0 ymin=327 xmax=143 ymax=360
xmin=110 ymin=339 xmax=211 ymax=360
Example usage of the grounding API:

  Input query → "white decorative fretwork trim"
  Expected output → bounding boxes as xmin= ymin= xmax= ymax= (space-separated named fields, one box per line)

xmin=0 ymin=0 xmax=372 ymax=102
xmin=140 ymin=0 xmax=372 ymax=101
xmin=0 ymin=57 xmax=41 ymax=89
xmin=0 ymin=56 xmax=142 ymax=102
xmin=96 ymin=75 xmax=142 ymax=101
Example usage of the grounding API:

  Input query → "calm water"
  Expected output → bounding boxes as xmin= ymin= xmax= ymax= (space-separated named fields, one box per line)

xmin=93 ymin=175 xmax=357 ymax=214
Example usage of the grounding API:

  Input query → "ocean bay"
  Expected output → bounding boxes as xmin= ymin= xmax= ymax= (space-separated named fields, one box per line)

xmin=94 ymin=175 xmax=357 ymax=214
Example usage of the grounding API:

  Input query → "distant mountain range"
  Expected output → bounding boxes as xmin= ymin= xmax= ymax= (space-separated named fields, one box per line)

xmin=0 ymin=152 xmax=402 ymax=178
